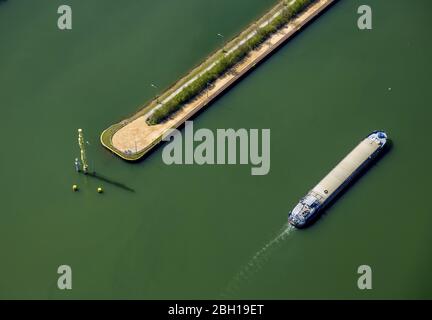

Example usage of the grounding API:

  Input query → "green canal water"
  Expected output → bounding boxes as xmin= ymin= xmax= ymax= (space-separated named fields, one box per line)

xmin=0 ymin=0 xmax=431 ymax=299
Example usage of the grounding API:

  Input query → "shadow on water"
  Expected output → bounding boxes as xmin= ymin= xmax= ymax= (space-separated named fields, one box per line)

xmin=306 ymin=139 xmax=393 ymax=228
xmin=83 ymin=171 xmax=135 ymax=193
xmin=222 ymin=137 xmax=392 ymax=297
xmin=110 ymin=0 xmax=342 ymax=165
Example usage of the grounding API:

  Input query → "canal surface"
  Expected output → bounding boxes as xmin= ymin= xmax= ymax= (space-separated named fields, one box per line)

xmin=0 ymin=0 xmax=431 ymax=299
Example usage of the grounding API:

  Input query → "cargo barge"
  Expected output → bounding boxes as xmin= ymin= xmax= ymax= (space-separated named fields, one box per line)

xmin=288 ymin=131 xmax=388 ymax=228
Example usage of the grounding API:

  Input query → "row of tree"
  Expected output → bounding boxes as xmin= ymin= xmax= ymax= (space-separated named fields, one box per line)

xmin=147 ymin=0 xmax=315 ymax=125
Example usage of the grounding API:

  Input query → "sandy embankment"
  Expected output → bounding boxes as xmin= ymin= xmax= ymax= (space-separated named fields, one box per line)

xmin=107 ymin=0 xmax=335 ymax=159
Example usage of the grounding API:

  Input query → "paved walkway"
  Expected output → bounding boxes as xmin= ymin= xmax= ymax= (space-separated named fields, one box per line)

xmin=105 ymin=0 xmax=335 ymax=159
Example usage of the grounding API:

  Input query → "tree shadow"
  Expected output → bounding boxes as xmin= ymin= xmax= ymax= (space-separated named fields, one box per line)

xmin=106 ymin=0 xmax=342 ymax=165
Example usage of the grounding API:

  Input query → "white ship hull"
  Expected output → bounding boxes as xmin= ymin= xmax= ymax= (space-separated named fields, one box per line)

xmin=288 ymin=131 xmax=388 ymax=228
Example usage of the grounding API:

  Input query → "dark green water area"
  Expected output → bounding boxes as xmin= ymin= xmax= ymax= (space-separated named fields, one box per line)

xmin=0 ymin=0 xmax=431 ymax=298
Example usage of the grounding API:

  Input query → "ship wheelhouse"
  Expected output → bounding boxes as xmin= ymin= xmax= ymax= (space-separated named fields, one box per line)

xmin=288 ymin=194 xmax=321 ymax=227
xmin=288 ymin=130 xmax=388 ymax=228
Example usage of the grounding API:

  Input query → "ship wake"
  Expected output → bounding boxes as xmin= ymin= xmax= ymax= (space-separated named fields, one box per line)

xmin=222 ymin=223 xmax=295 ymax=297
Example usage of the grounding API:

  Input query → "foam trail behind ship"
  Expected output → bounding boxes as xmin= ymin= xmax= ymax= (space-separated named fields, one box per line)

xmin=222 ymin=223 xmax=295 ymax=297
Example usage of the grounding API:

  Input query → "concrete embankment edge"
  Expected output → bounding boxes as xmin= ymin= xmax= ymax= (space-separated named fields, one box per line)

xmin=101 ymin=0 xmax=336 ymax=161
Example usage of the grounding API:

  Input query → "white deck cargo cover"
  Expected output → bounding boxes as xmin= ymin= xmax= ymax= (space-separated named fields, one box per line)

xmin=312 ymin=138 xmax=380 ymax=201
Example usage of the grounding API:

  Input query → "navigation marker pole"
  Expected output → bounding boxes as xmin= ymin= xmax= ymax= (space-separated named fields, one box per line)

xmin=78 ymin=129 xmax=89 ymax=174
xmin=74 ymin=158 xmax=81 ymax=172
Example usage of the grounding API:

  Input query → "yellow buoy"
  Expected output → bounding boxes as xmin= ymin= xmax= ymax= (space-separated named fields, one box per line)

xmin=97 ymin=187 xmax=103 ymax=194
xmin=72 ymin=185 xmax=78 ymax=192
